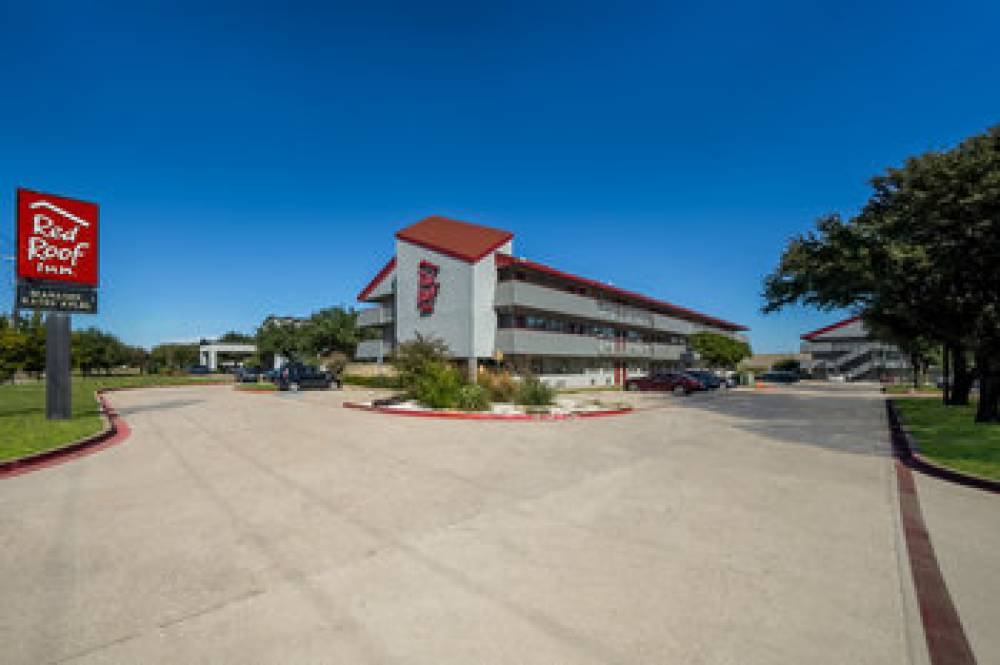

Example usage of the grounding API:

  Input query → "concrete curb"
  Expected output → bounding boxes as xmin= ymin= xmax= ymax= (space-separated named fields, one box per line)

xmin=887 ymin=399 xmax=1000 ymax=494
xmin=887 ymin=400 xmax=978 ymax=665
xmin=0 ymin=390 xmax=131 ymax=479
xmin=343 ymin=401 xmax=634 ymax=421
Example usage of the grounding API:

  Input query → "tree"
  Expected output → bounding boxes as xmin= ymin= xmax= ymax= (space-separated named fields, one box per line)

xmin=149 ymin=343 xmax=199 ymax=371
xmin=21 ymin=313 xmax=46 ymax=379
xmin=216 ymin=330 xmax=255 ymax=343
xmin=0 ymin=316 xmax=26 ymax=382
xmin=771 ymin=358 xmax=801 ymax=373
xmin=255 ymin=319 xmax=306 ymax=365
xmin=394 ymin=334 xmax=450 ymax=391
xmin=302 ymin=307 xmax=365 ymax=358
xmin=687 ymin=332 xmax=751 ymax=369
xmin=72 ymin=328 xmax=132 ymax=375
xmin=763 ymin=124 xmax=1000 ymax=421
xmin=254 ymin=307 xmax=369 ymax=367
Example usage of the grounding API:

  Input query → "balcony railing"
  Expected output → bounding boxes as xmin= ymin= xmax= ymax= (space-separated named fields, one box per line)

xmin=355 ymin=339 xmax=394 ymax=360
xmin=495 ymin=281 xmax=697 ymax=335
xmin=357 ymin=306 xmax=393 ymax=327
xmin=496 ymin=329 xmax=686 ymax=359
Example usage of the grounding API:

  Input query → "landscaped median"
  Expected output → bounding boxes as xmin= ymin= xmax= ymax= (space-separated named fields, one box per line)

xmin=343 ymin=396 xmax=634 ymax=420
xmin=0 ymin=375 xmax=231 ymax=463
xmin=893 ymin=397 xmax=1000 ymax=483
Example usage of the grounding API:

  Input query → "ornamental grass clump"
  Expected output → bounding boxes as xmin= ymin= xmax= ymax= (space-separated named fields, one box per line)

xmin=515 ymin=374 xmax=555 ymax=407
xmin=477 ymin=369 xmax=518 ymax=402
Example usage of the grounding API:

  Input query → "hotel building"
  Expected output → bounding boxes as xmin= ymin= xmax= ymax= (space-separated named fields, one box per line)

xmin=800 ymin=316 xmax=912 ymax=382
xmin=356 ymin=216 xmax=748 ymax=388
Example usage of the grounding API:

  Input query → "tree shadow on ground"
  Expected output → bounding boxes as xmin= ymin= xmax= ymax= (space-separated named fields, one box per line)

xmin=666 ymin=384 xmax=890 ymax=457
xmin=116 ymin=399 xmax=203 ymax=416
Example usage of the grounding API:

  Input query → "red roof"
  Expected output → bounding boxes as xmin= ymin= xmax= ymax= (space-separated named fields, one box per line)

xmin=800 ymin=316 xmax=861 ymax=340
xmin=395 ymin=216 xmax=513 ymax=263
xmin=496 ymin=254 xmax=748 ymax=332
xmin=356 ymin=257 xmax=396 ymax=301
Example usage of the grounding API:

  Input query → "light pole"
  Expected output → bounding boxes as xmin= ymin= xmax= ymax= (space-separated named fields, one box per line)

xmin=1 ymin=255 xmax=15 ymax=322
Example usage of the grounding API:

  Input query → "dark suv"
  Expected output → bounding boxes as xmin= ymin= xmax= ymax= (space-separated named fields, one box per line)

xmin=685 ymin=370 xmax=722 ymax=390
xmin=276 ymin=363 xmax=339 ymax=391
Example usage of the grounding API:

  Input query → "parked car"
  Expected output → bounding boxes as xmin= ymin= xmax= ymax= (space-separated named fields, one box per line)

xmin=186 ymin=365 xmax=210 ymax=375
xmin=235 ymin=367 xmax=262 ymax=383
xmin=717 ymin=370 xmax=739 ymax=388
xmin=276 ymin=363 xmax=339 ymax=391
xmin=625 ymin=372 xmax=703 ymax=395
xmin=685 ymin=370 xmax=722 ymax=390
xmin=263 ymin=368 xmax=281 ymax=383
xmin=759 ymin=370 xmax=800 ymax=384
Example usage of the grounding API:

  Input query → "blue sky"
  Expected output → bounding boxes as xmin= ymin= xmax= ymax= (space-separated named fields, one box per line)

xmin=1 ymin=1 xmax=998 ymax=352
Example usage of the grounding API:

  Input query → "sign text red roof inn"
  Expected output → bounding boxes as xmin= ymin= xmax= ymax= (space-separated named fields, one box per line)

xmin=17 ymin=188 xmax=99 ymax=286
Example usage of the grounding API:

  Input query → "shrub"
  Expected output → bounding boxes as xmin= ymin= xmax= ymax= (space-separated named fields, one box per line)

xmin=477 ymin=369 xmax=517 ymax=402
xmin=411 ymin=361 xmax=462 ymax=409
xmin=456 ymin=384 xmax=490 ymax=411
xmin=515 ymin=374 xmax=555 ymax=406
xmin=319 ymin=351 xmax=349 ymax=376
xmin=341 ymin=374 xmax=403 ymax=389
xmin=395 ymin=334 xmax=450 ymax=391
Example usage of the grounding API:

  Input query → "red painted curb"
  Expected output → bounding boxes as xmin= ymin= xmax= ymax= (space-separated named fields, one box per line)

xmin=343 ymin=401 xmax=634 ymax=421
xmin=888 ymin=400 xmax=1000 ymax=494
xmin=0 ymin=390 xmax=132 ymax=479
xmin=886 ymin=401 xmax=978 ymax=665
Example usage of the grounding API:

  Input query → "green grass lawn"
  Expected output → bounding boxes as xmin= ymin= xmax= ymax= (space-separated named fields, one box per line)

xmin=235 ymin=382 xmax=277 ymax=391
xmin=883 ymin=384 xmax=942 ymax=395
xmin=894 ymin=397 xmax=1000 ymax=480
xmin=0 ymin=375 xmax=231 ymax=461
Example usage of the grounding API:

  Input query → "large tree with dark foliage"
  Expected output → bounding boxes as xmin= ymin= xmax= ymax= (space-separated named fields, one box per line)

xmin=763 ymin=124 xmax=1000 ymax=422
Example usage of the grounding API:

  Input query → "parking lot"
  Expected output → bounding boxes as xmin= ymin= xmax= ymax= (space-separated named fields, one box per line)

xmin=1 ymin=382 xmax=992 ymax=664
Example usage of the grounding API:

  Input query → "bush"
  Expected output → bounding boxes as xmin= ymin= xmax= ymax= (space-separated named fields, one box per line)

xmin=456 ymin=384 xmax=490 ymax=411
xmin=341 ymin=374 xmax=402 ymax=389
xmin=319 ymin=351 xmax=349 ymax=376
xmin=411 ymin=361 xmax=463 ymax=409
xmin=477 ymin=369 xmax=518 ymax=402
xmin=515 ymin=374 xmax=555 ymax=406
xmin=395 ymin=334 xmax=450 ymax=391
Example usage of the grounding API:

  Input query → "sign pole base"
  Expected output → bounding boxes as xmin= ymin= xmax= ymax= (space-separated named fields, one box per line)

xmin=46 ymin=313 xmax=72 ymax=420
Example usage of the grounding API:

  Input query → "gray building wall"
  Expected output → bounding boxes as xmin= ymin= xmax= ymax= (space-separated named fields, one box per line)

xmin=394 ymin=238 xmax=513 ymax=359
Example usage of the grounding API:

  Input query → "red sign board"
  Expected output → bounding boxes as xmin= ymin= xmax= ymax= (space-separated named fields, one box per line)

xmin=417 ymin=260 xmax=440 ymax=314
xmin=16 ymin=188 xmax=99 ymax=286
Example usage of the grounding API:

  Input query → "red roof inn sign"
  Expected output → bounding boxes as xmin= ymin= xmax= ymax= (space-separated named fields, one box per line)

xmin=15 ymin=188 xmax=99 ymax=313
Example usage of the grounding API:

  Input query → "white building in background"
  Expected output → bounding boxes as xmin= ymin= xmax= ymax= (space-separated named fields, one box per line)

xmin=355 ymin=216 xmax=748 ymax=388
xmin=800 ymin=316 xmax=912 ymax=382
xmin=198 ymin=341 xmax=256 ymax=370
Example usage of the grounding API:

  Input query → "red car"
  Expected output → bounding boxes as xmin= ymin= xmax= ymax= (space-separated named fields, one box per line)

xmin=625 ymin=371 xmax=702 ymax=395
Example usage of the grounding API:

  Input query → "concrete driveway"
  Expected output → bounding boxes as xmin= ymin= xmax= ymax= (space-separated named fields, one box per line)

xmin=0 ymin=383 xmax=970 ymax=663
